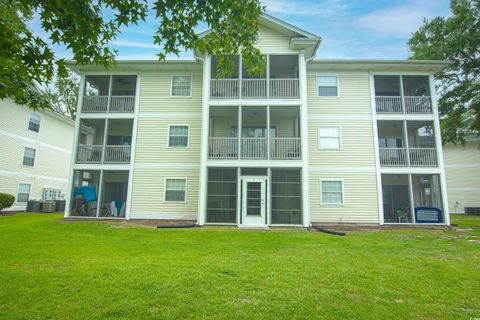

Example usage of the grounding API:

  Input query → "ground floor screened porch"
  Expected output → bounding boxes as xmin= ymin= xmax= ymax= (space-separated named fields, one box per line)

xmin=205 ymin=167 xmax=303 ymax=227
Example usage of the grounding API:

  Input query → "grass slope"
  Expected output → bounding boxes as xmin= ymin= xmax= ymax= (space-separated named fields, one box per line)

xmin=0 ymin=213 xmax=479 ymax=319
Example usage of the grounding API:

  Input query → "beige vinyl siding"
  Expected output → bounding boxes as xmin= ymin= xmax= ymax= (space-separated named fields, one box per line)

xmin=309 ymin=172 xmax=379 ymax=224
xmin=255 ymin=25 xmax=296 ymax=53
xmin=443 ymin=142 xmax=480 ymax=212
xmin=139 ymin=71 xmax=202 ymax=113
xmin=130 ymin=168 xmax=199 ymax=219
xmin=306 ymin=71 xmax=373 ymax=115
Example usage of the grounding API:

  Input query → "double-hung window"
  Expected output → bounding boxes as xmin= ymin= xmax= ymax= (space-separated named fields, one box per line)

xmin=321 ymin=180 xmax=343 ymax=204
xmin=22 ymin=147 xmax=36 ymax=167
xmin=165 ymin=178 xmax=187 ymax=202
xmin=168 ymin=125 xmax=189 ymax=147
xmin=17 ymin=184 xmax=31 ymax=203
xmin=318 ymin=126 xmax=341 ymax=149
xmin=171 ymin=76 xmax=192 ymax=97
xmin=28 ymin=112 xmax=41 ymax=132
xmin=317 ymin=76 xmax=338 ymax=97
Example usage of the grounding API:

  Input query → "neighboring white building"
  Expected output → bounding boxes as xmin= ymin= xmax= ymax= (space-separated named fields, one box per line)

xmin=65 ymin=14 xmax=451 ymax=226
xmin=443 ymin=136 xmax=480 ymax=214
xmin=0 ymin=99 xmax=74 ymax=211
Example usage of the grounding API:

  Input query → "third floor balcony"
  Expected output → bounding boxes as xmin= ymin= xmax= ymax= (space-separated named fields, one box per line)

xmin=210 ymin=55 xmax=300 ymax=100
xmin=82 ymin=75 xmax=137 ymax=113
xmin=374 ymin=75 xmax=433 ymax=114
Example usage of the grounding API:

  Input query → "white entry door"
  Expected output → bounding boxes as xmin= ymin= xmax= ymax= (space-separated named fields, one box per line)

xmin=241 ymin=176 xmax=267 ymax=227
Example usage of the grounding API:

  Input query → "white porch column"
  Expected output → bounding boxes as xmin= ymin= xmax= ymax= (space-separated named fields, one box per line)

xmin=198 ymin=56 xmax=211 ymax=225
xmin=64 ymin=74 xmax=85 ymax=218
xmin=430 ymin=73 xmax=450 ymax=225
xmin=298 ymin=52 xmax=310 ymax=227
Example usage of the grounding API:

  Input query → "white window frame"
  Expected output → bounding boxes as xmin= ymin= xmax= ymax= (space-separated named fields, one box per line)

xmin=22 ymin=146 xmax=36 ymax=167
xmin=316 ymin=75 xmax=339 ymax=97
xmin=318 ymin=126 xmax=342 ymax=150
xmin=16 ymin=183 xmax=31 ymax=203
xmin=168 ymin=125 xmax=190 ymax=148
xmin=27 ymin=112 xmax=41 ymax=133
xmin=170 ymin=75 xmax=192 ymax=97
xmin=164 ymin=177 xmax=187 ymax=203
xmin=320 ymin=179 xmax=344 ymax=205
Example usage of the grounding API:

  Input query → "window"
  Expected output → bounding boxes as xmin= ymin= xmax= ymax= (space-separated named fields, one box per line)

xmin=321 ymin=180 xmax=343 ymax=204
xmin=171 ymin=76 xmax=192 ymax=96
xmin=168 ymin=125 xmax=189 ymax=147
xmin=318 ymin=126 xmax=341 ymax=149
xmin=22 ymin=147 xmax=36 ymax=167
xmin=28 ymin=112 xmax=41 ymax=132
xmin=17 ymin=184 xmax=31 ymax=203
xmin=165 ymin=178 xmax=186 ymax=202
xmin=317 ymin=76 xmax=338 ymax=96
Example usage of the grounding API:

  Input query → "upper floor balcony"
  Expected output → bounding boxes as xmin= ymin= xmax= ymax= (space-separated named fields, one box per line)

xmin=374 ymin=75 xmax=433 ymax=114
xmin=377 ymin=120 xmax=438 ymax=167
xmin=208 ymin=105 xmax=301 ymax=160
xmin=81 ymin=75 xmax=137 ymax=114
xmin=210 ymin=55 xmax=300 ymax=100
xmin=76 ymin=118 xmax=133 ymax=164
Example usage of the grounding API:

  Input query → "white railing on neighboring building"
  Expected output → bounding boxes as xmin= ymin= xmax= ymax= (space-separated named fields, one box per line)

xmin=82 ymin=96 xmax=109 ymax=113
xmin=76 ymin=145 xmax=103 ymax=164
xmin=270 ymin=138 xmax=301 ymax=160
xmin=110 ymin=96 xmax=135 ymax=113
xmin=208 ymin=138 xmax=238 ymax=159
xmin=409 ymin=148 xmax=437 ymax=166
xmin=104 ymin=145 xmax=131 ymax=163
xmin=208 ymin=137 xmax=301 ymax=160
xmin=375 ymin=96 xmax=403 ymax=113
xmin=210 ymin=79 xmax=239 ymax=99
xmin=270 ymin=79 xmax=300 ymax=99
xmin=76 ymin=145 xmax=131 ymax=164
xmin=379 ymin=147 xmax=408 ymax=166
xmin=242 ymin=79 xmax=267 ymax=98
xmin=404 ymin=96 xmax=432 ymax=113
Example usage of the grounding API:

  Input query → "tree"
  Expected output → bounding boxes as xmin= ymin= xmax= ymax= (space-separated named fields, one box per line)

xmin=408 ymin=0 xmax=480 ymax=144
xmin=0 ymin=0 xmax=264 ymax=112
xmin=46 ymin=72 xmax=80 ymax=119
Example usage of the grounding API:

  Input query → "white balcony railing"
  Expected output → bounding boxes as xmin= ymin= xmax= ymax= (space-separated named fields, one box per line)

xmin=409 ymin=148 xmax=437 ymax=166
xmin=404 ymin=96 xmax=432 ymax=113
xmin=110 ymin=96 xmax=135 ymax=113
xmin=76 ymin=145 xmax=131 ymax=164
xmin=104 ymin=145 xmax=131 ymax=163
xmin=242 ymin=79 xmax=267 ymax=98
xmin=82 ymin=96 xmax=109 ymax=113
xmin=208 ymin=137 xmax=301 ymax=160
xmin=375 ymin=96 xmax=403 ymax=113
xmin=210 ymin=79 xmax=239 ymax=99
xmin=76 ymin=145 xmax=103 ymax=164
xmin=208 ymin=138 xmax=238 ymax=159
xmin=270 ymin=79 xmax=300 ymax=99
xmin=379 ymin=148 xmax=408 ymax=166
xmin=82 ymin=95 xmax=135 ymax=113
xmin=270 ymin=138 xmax=301 ymax=160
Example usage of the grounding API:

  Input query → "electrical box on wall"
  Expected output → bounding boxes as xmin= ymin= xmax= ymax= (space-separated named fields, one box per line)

xmin=42 ymin=188 xmax=63 ymax=201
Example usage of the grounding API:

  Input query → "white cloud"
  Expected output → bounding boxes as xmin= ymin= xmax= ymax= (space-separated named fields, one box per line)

xmin=354 ymin=1 xmax=449 ymax=38
xmin=110 ymin=39 xmax=158 ymax=49
xmin=262 ymin=0 xmax=350 ymax=17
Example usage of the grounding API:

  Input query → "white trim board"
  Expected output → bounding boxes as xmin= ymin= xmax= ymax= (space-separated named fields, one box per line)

xmin=0 ymin=129 xmax=72 ymax=154
xmin=0 ymin=169 xmax=69 ymax=183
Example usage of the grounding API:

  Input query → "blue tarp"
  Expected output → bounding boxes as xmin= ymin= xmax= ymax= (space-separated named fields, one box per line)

xmin=73 ymin=186 xmax=97 ymax=203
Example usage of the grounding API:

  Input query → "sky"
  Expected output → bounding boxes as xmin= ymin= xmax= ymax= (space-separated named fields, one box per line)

xmin=33 ymin=0 xmax=452 ymax=61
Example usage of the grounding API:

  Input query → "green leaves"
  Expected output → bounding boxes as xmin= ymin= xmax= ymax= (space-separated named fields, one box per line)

xmin=408 ymin=0 xmax=480 ymax=144
xmin=1 ymin=0 xmax=263 ymax=112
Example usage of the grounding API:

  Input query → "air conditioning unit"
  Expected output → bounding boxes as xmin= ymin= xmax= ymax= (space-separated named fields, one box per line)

xmin=43 ymin=188 xmax=63 ymax=201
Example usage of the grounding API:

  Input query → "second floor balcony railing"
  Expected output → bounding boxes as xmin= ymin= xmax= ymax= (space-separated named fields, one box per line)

xmin=379 ymin=147 xmax=437 ymax=167
xmin=375 ymin=96 xmax=432 ymax=114
xmin=210 ymin=79 xmax=300 ymax=99
xmin=208 ymin=137 xmax=301 ymax=160
xmin=76 ymin=145 xmax=131 ymax=164
xmin=82 ymin=95 xmax=135 ymax=113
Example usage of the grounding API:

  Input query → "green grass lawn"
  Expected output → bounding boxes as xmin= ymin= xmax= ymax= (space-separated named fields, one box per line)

xmin=0 ymin=214 xmax=479 ymax=319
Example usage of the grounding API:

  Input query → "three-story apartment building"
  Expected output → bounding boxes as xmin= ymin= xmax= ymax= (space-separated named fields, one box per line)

xmin=65 ymin=14 xmax=450 ymax=226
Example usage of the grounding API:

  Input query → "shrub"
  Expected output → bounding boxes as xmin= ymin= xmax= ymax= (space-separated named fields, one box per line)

xmin=0 ymin=193 xmax=15 ymax=211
